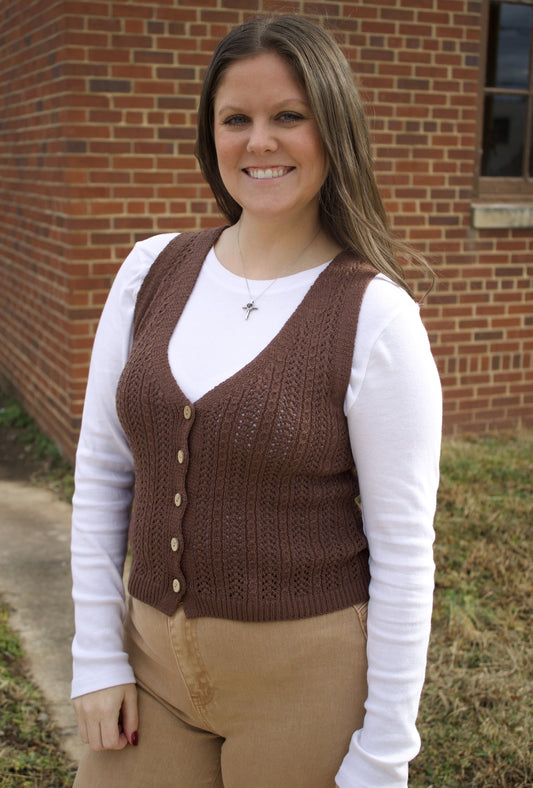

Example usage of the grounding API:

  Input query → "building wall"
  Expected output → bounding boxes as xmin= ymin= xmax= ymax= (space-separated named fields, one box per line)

xmin=0 ymin=0 xmax=531 ymax=461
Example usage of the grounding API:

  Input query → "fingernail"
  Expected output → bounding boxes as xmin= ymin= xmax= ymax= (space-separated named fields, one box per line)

xmin=131 ymin=730 xmax=138 ymax=746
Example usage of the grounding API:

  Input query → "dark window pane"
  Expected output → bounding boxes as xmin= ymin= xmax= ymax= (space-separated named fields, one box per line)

xmin=486 ymin=2 xmax=532 ymax=89
xmin=530 ymin=122 xmax=533 ymax=176
xmin=481 ymin=94 xmax=527 ymax=176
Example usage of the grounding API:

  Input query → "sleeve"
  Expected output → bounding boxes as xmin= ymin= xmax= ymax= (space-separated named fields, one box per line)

xmin=335 ymin=281 xmax=442 ymax=788
xmin=70 ymin=233 xmax=177 ymax=699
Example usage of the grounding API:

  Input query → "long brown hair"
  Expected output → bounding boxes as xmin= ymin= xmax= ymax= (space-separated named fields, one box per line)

xmin=195 ymin=15 xmax=433 ymax=298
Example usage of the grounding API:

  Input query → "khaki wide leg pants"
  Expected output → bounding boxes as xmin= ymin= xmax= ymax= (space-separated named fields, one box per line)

xmin=74 ymin=596 xmax=368 ymax=788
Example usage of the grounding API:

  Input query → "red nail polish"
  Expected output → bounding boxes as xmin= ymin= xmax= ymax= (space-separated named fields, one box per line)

xmin=131 ymin=730 xmax=138 ymax=746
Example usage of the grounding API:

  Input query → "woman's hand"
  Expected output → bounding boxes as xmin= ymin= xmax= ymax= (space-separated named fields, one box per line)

xmin=73 ymin=683 xmax=138 ymax=751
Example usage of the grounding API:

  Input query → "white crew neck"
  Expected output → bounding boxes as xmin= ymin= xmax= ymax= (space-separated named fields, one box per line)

xmin=208 ymin=246 xmax=331 ymax=290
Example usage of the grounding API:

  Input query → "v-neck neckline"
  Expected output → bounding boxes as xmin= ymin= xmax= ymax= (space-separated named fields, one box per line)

xmin=149 ymin=228 xmax=354 ymax=410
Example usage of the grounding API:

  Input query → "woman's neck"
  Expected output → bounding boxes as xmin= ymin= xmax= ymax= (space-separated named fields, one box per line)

xmin=216 ymin=215 xmax=342 ymax=281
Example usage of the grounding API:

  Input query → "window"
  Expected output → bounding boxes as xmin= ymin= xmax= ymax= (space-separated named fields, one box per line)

xmin=477 ymin=1 xmax=533 ymax=197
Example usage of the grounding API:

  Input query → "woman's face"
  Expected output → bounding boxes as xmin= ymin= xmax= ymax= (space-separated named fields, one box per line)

xmin=213 ymin=52 xmax=329 ymax=225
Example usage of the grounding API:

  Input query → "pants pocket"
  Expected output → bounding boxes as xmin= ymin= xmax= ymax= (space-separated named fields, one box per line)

xmin=352 ymin=600 xmax=368 ymax=640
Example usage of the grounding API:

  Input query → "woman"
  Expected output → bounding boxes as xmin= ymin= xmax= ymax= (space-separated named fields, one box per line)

xmin=71 ymin=15 xmax=442 ymax=788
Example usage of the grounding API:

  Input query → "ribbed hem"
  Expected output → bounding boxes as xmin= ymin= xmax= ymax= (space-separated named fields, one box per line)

xmin=181 ymin=574 xmax=370 ymax=623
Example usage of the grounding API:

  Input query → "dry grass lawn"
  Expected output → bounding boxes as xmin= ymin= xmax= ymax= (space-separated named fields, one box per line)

xmin=410 ymin=432 xmax=532 ymax=787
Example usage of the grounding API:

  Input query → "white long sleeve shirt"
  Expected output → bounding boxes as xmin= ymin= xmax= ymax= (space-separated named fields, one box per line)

xmin=71 ymin=232 xmax=442 ymax=787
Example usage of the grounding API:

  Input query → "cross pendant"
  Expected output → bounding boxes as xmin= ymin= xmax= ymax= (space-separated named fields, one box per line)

xmin=243 ymin=301 xmax=258 ymax=320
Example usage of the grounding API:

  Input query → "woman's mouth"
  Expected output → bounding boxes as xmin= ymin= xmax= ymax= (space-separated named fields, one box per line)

xmin=244 ymin=166 xmax=294 ymax=180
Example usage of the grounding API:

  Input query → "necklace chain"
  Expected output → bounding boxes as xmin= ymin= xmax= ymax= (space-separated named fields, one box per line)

xmin=237 ymin=223 xmax=321 ymax=320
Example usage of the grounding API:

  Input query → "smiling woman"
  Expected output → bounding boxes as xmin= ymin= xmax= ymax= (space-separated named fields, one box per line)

xmin=70 ymin=15 xmax=442 ymax=788
xmin=211 ymin=51 xmax=333 ymax=280
xmin=196 ymin=14 xmax=434 ymax=296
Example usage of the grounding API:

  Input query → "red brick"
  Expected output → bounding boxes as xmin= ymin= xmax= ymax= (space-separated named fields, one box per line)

xmin=0 ymin=0 xmax=531 ymax=459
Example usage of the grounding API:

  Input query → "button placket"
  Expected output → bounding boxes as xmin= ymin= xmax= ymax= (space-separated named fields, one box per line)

xmin=170 ymin=401 xmax=194 ymax=598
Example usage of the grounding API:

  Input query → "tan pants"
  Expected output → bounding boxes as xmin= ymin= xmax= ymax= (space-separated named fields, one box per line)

xmin=74 ymin=597 xmax=368 ymax=788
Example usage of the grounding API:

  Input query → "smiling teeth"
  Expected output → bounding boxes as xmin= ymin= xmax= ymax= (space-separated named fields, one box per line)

xmin=247 ymin=167 xmax=290 ymax=179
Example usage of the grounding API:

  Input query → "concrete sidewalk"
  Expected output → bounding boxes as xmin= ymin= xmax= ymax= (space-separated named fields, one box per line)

xmin=0 ymin=478 xmax=84 ymax=763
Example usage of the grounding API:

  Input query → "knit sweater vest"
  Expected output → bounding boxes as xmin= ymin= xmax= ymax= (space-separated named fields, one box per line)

xmin=116 ymin=226 xmax=376 ymax=620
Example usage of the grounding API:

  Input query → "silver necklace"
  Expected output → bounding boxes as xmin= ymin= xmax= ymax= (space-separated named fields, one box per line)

xmin=237 ymin=223 xmax=321 ymax=320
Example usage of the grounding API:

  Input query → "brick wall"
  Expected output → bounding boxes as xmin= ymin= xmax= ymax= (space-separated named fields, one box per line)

xmin=0 ymin=0 xmax=531 ymax=461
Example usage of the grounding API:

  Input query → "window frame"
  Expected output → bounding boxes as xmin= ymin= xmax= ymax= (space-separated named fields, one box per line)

xmin=474 ymin=0 xmax=533 ymax=200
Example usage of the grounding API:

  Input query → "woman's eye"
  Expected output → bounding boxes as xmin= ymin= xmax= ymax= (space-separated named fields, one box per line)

xmin=223 ymin=115 xmax=249 ymax=126
xmin=278 ymin=112 xmax=303 ymax=123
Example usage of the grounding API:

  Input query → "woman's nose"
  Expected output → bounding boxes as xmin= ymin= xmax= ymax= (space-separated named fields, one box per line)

xmin=246 ymin=121 xmax=278 ymax=153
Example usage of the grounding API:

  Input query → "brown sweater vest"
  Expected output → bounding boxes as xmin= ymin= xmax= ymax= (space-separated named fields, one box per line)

xmin=116 ymin=227 xmax=376 ymax=620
